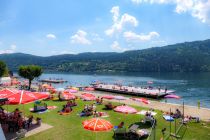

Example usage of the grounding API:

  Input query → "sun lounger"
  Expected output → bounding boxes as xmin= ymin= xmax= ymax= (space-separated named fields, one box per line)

xmin=163 ymin=115 xmax=174 ymax=121
xmin=143 ymin=116 xmax=154 ymax=124
xmin=113 ymin=126 xmax=126 ymax=137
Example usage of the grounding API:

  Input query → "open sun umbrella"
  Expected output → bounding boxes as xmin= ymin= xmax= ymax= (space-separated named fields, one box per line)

xmin=82 ymin=118 xmax=113 ymax=131
xmin=131 ymin=97 xmax=150 ymax=104
xmin=114 ymin=105 xmax=137 ymax=114
xmin=101 ymin=95 xmax=115 ymax=100
xmin=81 ymin=93 xmax=96 ymax=101
xmin=61 ymin=92 xmax=75 ymax=100
xmin=164 ymin=94 xmax=180 ymax=99
xmin=56 ymin=88 xmax=65 ymax=92
xmin=0 ymin=89 xmax=49 ymax=104
xmin=85 ymin=87 xmax=95 ymax=91
xmin=68 ymin=89 xmax=78 ymax=93
xmin=114 ymin=96 xmax=127 ymax=100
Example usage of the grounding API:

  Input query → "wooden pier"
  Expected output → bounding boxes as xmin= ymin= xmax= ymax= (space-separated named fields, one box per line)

xmin=93 ymin=84 xmax=173 ymax=99
xmin=39 ymin=79 xmax=67 ymax=83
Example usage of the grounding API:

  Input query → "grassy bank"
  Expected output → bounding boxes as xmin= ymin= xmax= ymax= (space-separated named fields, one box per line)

xmin=5 ymin=99 xmax=210 ymax=140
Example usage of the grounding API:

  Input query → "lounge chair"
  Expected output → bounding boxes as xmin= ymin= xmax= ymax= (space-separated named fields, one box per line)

xmin=128 ymin=124 xmax=150 ymax=139
xmin=143 ymin=116 xmax=154 ymax=124
xmin=113 ymin=126 xmax=126 ymax=137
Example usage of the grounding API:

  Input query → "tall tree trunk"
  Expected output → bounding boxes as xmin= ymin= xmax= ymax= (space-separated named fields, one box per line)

xmin=28 ymin=79 xmax=31 ymax=90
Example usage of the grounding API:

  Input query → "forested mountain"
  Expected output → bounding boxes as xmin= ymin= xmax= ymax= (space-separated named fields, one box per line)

xmin=1 ymin=39 xmax=210 ymax=72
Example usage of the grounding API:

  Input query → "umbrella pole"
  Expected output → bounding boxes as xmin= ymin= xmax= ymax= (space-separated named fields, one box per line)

xmin=169 ymin=108 xmax=171 ymax=135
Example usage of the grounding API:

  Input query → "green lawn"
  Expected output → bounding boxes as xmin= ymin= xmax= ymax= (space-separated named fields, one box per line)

xmin=5 ymin=99 xmax=210 ymax=140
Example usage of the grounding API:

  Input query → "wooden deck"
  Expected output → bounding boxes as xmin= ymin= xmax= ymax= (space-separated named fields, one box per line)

xmin=93 ymin=84 xmax=172 ymax=99
xmin=94 ymin=87 xmax=168 ymax=99
xmin=39 ymin=79 xmax=67 ymax=83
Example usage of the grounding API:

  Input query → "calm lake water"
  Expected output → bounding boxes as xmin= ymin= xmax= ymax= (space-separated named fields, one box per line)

xmin=39 ymin=72 xmax=210 ymax=108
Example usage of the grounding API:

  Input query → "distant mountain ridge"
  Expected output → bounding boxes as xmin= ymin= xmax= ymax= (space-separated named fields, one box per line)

xmin=1 ymin=39 xmax=210 ymax=72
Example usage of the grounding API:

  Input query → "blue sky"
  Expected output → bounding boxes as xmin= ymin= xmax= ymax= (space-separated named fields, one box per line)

xmin=0 ymin=0 xmax=210 ymax=56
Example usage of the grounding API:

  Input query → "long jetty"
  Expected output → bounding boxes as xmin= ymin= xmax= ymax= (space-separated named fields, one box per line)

xmin=39 ymin=79 xmax=67 ymax=83
xmin=93 ymin=84 xmax=174 ymax=99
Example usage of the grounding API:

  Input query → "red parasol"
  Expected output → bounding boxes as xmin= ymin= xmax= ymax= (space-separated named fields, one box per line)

xmin=61 ymin=92 xmax=75 ymax=100
xmin=81 ymin=93 xmax=96 ymax=101
xmin=82 ymin=118 xmax=113 ymax=131
xmin=101 ymin=95 xmax=115 ymax=100
xmin=0 ymin=89 xmax=49 ymax=104
xmin=114 ymin=105 xmax=137 ymax=114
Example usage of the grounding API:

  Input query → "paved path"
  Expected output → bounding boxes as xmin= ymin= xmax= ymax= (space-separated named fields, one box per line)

xmin=5 ymin=123 xmax=53 ymax=140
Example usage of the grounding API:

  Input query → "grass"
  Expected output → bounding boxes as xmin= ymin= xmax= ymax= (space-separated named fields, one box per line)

xmin=5 ymin=99 xmax=210 ymax=140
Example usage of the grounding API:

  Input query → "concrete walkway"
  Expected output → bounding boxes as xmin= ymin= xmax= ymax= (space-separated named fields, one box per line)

xmin=5 ymin=123 xmax=53 ymax=140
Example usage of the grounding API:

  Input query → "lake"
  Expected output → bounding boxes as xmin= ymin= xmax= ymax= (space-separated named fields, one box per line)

xmin=39 ymin=72 xmax=210 ymax=108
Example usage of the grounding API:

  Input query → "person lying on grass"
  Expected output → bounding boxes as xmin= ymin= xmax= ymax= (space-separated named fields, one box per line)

xmin=58 ymin=105 xmax=72 ymax=113
xmin=105 ymin=102 xmax=116 ymax=110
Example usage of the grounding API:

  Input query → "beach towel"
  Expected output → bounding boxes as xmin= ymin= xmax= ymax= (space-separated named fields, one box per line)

xmin=59 ymin=112 xmax=71 ymax=115
xmin=98 ymin=112 xmax=109 ymax=118
xmin=136 ymin=110 xmax=157 ymax=116
xmin=163 ymin=115 xmax=174 ymax=121
xmin=47 ymin=106 xmax=57 ymax=110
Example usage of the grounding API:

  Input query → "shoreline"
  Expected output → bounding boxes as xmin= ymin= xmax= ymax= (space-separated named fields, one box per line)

xmin=75 ymin=91 xmax=210 ymax=121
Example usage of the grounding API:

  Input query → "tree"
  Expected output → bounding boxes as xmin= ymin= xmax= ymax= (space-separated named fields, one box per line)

xmin=18 ymin=65 xmax=43 ymax=90
xmin=0 ymin=61 xmax=7 ymax=77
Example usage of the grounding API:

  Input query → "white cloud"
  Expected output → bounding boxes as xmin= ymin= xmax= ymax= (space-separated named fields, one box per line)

xmin=105 ymin=6 xmax=138 ymax=36
xmin=123 ymin=31 xmax=159 ymax=42
xmin=0 ymin=44 xmax=17 ymax=54
xmin=110 ymin=41 xmax=127 ymax=52
xmin=10 ymin=44 xmax=16 ymax=50
xmin=111 ymin=6 xmax=120 ymax=22
xmin=71 ymin=30 xmax=92 ymax=45
xmin=91 ymin=33 xmax=104 ymax=41
xmin=130 ymin=0 xmax=210 ymax=24
xmin=46 ymin=34 xmax=56 ymax=39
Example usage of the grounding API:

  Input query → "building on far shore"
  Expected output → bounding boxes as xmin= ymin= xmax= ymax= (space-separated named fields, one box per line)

xmin=0 ymin=77 xmax=11 ymax=84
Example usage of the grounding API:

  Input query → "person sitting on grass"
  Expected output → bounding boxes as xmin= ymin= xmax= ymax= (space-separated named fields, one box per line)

xmin=118 ymin=121 xmax=124 ymax=128
xmin=36 ymin=117 xmax=42 ymax=125
xmin=105 ymin=102 xmax=116 ymax=110
xmin=64 ymin=106 xmax=72 ymax=113
xmin=96 ymin=96 xmax=100 ymax=104
xmin=99 ymin=97 xmax=103 ymax=104
xmin=27 ymin=115 xmax=34 ymax=129
xmin=72 ymin=100 xmax=77 ymax=106
xmin=80 ymin=108 xmax=93 ymax=117
xmin=66 ymin=100 xmax=72 ymax=107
